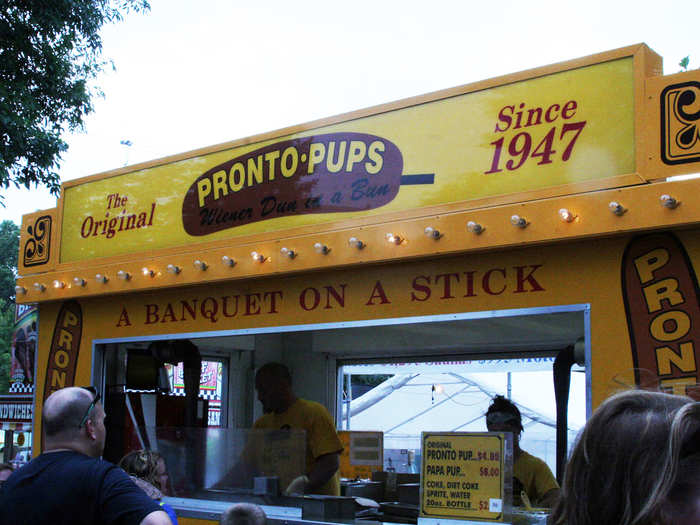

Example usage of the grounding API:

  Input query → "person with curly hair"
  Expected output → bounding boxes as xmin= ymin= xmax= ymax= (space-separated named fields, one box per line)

xmin=120 ymin=450 xmax=178 ymax=525
xmin=550 ymin=389 xmax=700 ymax=525
xmin=485 ymin=395 xmax=559 ymax=508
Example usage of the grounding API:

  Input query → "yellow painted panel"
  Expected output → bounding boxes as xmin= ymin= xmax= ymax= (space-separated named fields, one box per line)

xmin=33 ymin=229 xmax=700 ymax=458
xmin=178 ymin=518 xmax=217 ymax=525
xmin=64 ymin=236 xmax=639 ymax=407
xmin=60 ymin=57 xmax=636 ymax=263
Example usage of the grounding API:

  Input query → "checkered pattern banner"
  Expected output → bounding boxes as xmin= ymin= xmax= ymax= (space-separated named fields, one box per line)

xmin=168 ymin=390 xmax=219 ymax=400
xmin=9 ymin=384 xmax=34 ymax=394
xmin=125 ymin=389 xmax=220 ymax=400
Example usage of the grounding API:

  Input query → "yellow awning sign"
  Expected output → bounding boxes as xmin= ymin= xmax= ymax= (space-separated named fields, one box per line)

xmin=421 ymin=432 xmax=509 ymax=522
xmin=59 ymin=51 xmax=637 ymax=263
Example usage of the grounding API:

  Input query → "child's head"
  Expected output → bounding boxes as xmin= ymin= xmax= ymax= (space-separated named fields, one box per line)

xmin=119 ymin=449 xmax=169 ymax=494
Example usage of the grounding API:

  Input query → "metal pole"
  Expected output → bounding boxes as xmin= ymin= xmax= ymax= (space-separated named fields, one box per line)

xmin=345 ymin=374 xmax=352 ymax=430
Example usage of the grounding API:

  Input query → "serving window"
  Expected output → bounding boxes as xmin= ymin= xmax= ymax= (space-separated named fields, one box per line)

xmin=92 ymin=304 xmax=589 ymax=504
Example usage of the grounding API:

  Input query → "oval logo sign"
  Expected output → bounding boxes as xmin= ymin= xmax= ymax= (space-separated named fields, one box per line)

xmin=621 ymin=232 xmax=700 ymax=399
xmin=182 ymin=133 xmax=404 ymax=235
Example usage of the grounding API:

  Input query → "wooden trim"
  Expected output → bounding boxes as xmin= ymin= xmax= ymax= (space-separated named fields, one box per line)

xmin=634 ymin=44 xmax=663 ymax=181
xmin=16 ymin=177 xmax=700 ymax=303
xmin=41 ymin=173 xmax=646 ymax=274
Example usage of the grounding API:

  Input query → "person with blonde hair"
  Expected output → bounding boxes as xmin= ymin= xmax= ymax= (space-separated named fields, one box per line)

xmin=550 ymin=389 xmax=700 ymax=525
xmin=120 ymin=449 xmax=178 ymax=525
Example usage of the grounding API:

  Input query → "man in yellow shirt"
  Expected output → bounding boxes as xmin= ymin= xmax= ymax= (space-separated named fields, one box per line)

xmin=485 ymin=395 xmax=559 ymax=508
xmin=253 ymin=362 xmax=343 ymax=496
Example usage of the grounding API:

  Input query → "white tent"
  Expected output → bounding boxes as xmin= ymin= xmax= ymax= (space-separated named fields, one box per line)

xmin=341 ymin=361 xmax=586 ymax=474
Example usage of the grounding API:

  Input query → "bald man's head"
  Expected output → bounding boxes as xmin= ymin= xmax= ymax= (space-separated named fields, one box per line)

xmin=43 ymin=387 xmax=95 ymax=439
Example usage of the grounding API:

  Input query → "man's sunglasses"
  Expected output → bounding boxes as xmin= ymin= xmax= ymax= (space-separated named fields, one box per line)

xmin=78 ymin=386 xmax=101 ymax=429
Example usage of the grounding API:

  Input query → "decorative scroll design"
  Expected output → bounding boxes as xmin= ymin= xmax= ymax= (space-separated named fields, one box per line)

xmin=23 ymin=215 xmax=51 ymax=267
xmin=661 ymin=81 xmax=700 ymax=165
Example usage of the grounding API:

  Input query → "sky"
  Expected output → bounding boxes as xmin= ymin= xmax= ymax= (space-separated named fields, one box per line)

xmin=1 ymin=0 xmax=698 ymax=224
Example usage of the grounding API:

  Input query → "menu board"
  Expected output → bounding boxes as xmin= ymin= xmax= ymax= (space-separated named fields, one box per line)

xmin=339 ymin=430 xmax=384 ymax=479
xmin=420 ymin=432 xmax=512 ymax=522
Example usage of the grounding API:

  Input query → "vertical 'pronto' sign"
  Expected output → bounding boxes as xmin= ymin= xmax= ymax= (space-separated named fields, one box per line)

xmin=622 ymin=233 xmax=700 ymax=399
xmin=43 ymin=301 xmax=82 ymax=401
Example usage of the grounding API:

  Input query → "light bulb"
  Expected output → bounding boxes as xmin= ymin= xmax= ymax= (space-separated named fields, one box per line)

xmin=166 ymin=264 xmax=181 ymax=274
xmin=222 ymin=255 xmax=235 ymax=267
xmin=117 ymin=270 xmax=131 ymax=281
xmin=95 ymin=274 xmax=108 ymax=284
xmin=558 ymin=208 xmax=576 ymax=223
xmin=660 ymin=194 xmax=679 ymax=209
xmin=15 ymin=285 xmax=26 ymax=295
xmin=424 ymin=226 xmax=441 ymax=239
xmin=609 ymin=201 xmax=626 ymax=216
xmin=386 ymin=233 xmax=402 ymax=245
xmin=73 ymin=277 xmax=86 ymax=287
xmin=141 ymin=267 xmax=155 ymax=277
xmin=251 ymin=251 xmax=265 ymax=263
xmin=193 ymin=260 xmax=208 ymax=271
xmin=466 ymin=221 xmax=484 ymax=234
xmin=280 ymin=247 xmax=296 ymax=259
xmin=53 ymin=280 xmax=65 ymax=289
xmin=33 ymin=283 xmax=45 ymax=292
xmin=510 ymin=215 xmax=528 ymax=228
xmin=314 ymin=242 xmax=329 ymax=254
xmin=348 ymin=237 xmax=365 ymax=249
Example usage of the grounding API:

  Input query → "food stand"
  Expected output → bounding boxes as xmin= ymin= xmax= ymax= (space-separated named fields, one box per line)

xmin=0 ymin=303 xmax=37 ymax=467
xmin=14 ymin=44 xmax=700 ymax=524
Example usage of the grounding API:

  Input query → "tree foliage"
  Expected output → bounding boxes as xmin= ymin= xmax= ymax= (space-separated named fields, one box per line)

xmin=0 ymin=220 xmax=19 ymax=309
xmin=0 ymin=301 xmax=14 ymax=394
xmin=0 ymin=0 xmax=150 ymax=203
xmin=0 ymin=221 xmax=19 ymax=393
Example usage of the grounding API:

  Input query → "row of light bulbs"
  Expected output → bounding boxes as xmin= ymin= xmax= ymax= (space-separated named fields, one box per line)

xmin=15 ymin=194 xmax=680 ymax=295
xmin=18 ymin=257 xmax=233 ymax=294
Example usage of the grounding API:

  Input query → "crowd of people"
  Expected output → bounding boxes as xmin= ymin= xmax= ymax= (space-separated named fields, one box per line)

xmin=0 ymin=364 xmax=697 ymax=524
